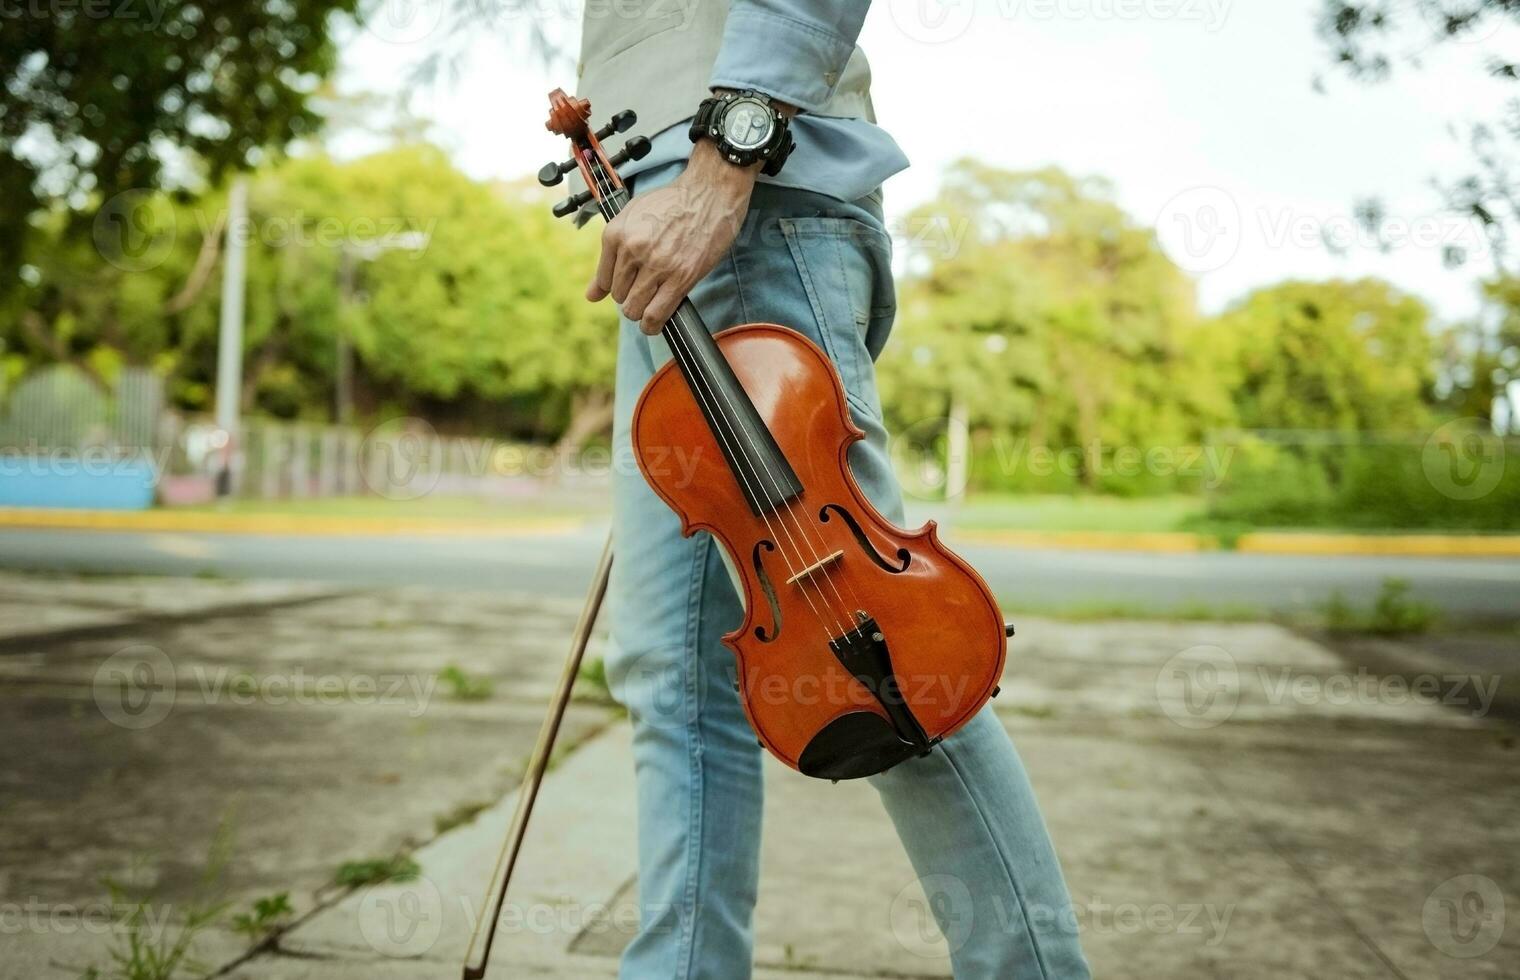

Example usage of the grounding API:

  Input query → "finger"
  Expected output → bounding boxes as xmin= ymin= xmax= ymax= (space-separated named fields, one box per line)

xmin=610 ymin=249 xmax=640 ymax=304
xmin=587 ymin=229 xmax=618 ymax=302
xmin=640 ymin=280 xmax=687 ymax=336
xmin=621 ymin=267 xmax=662 ymax=324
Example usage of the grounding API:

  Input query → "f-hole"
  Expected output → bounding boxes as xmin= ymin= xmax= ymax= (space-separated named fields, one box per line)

xmin=751 ymin=540 xmax=782 ymax=642
xmin=818 ymin=504 xmax=911 ymax=574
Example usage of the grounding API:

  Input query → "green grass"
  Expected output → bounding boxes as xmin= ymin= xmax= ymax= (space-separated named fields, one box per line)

xmin=80 ymin=819 xmax=235 ymax=980
xmin=333 ymin=855 xmax=420 ymax=888
xmin=1319 ymin=579 xmax=1439 ymax=636
xmin=1005 ymin=577 xmax=1448 ymax=633
xmin=433 ymin=801 xmax=492 ymax=835
xmin=1003 ymin=597 xmax=1267 ymax=623
xmin=437 ymin=665 xmax=494 ymax=701
xmin=949 ymin=494 xmax=1207 ymax=533
xmin=574 ymin=656 xmax=614 ymax=704
xmin=230 ymin=892 xmax=293 ymax=944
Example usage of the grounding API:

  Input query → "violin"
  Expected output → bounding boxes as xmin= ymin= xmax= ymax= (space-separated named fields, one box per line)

xmin=461 ymin=91 xmax=1010 ymax=978
xmin=546 ymin=88 xmax=1008 ymax=778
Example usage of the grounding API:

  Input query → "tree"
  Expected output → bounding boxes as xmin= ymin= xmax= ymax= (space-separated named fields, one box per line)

xmin=880 ymin=161 xmax=1231 ymax=491
xmin=1316 ymin=1 xmax=1520 ymax=260
xmin=1 ymin=0 xmax=361 ymax=293
xmin=4 ymin=143 xmax=621 ymax=445
xmin=1436 ymin=275 xmax=1520 ymax=429
xmin=1209 ymin=278 xmax=1436 ymax=432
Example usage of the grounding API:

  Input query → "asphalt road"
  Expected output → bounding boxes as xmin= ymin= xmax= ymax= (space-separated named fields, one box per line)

xmin=4 ymin=523 xmax=1517 ymax=619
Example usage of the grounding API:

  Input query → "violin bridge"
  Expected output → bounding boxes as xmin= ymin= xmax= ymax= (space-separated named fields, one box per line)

xmin=786 ymin=549 xmax=844 ymax=586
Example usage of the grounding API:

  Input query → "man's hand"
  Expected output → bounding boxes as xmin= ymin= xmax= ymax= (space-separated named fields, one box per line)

xmin=587 ymin=140 xmax=759 ymax=335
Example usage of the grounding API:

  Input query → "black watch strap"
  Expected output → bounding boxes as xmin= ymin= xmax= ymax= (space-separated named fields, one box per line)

xmin=689 ymin=92 xmax=795 ymax=177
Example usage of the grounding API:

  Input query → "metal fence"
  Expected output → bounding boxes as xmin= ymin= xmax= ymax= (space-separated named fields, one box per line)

xmin=0 ymin=365 xmax=164 ymax=453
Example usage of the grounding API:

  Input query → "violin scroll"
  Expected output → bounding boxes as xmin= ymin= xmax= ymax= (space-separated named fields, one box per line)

xmin=540 ymin=89 xmax=648 ymax=219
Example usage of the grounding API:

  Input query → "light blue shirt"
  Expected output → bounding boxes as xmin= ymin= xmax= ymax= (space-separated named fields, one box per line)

xmin=620 ymin=1 xmax=908 ymax=203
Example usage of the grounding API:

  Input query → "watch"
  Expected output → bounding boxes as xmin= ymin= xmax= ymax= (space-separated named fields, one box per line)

xmin=689 ymin=90 xmax=796 ymax=177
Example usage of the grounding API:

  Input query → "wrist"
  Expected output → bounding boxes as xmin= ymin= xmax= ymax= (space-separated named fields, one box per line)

xmin=681 ymin=139 xmax=760 ymax=200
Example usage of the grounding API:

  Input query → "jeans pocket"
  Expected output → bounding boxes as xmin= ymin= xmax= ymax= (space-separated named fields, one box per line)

xmin=777 ymin=216 xmax=894 ymax=421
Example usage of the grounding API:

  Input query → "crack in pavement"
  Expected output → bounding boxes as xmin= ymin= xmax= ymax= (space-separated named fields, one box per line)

xmin=0 ymin=590 xmax=361 ymax=656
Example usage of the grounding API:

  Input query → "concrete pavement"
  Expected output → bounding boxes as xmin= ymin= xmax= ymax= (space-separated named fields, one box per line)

xmin=0 ymin=572 xmax=1516 ymax=979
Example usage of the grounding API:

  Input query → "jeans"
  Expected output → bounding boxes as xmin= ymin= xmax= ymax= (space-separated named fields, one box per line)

xmin=605 ymin=171 xmax=1091 ymax=980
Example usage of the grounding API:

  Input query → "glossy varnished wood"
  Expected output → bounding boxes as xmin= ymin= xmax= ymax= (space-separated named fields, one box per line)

xmin=633 ymin=323 xmax=1007 ymax=772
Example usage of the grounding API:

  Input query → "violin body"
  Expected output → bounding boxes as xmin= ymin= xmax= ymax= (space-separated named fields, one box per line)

xmin=633 ymin=323 xmax=1007 ymax=779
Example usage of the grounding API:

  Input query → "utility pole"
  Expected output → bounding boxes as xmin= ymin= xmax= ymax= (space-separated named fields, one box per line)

xmin=214 ymin=178 xmax=248 ymax=498
xmin=946 ymin=397 xmax=969 ymax=502
xmin=336 ymin=247 xmax=356 ymax=426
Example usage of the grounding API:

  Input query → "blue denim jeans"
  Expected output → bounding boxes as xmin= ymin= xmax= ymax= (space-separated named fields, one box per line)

xmin=606 ymin=171 xmax=1090 ymax=980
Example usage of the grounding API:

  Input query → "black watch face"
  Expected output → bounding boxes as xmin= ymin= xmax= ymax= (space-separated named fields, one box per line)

xmin=722 ymin=98 xmax=775 ymax=152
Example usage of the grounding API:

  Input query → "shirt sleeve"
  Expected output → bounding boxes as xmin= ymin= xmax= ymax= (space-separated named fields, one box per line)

xmin=707 ymin=1 xmax=872 ymax=114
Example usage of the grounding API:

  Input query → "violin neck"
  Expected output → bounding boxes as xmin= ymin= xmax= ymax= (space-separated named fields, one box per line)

xmin=592 ymin=172 xmax=802 ymax=516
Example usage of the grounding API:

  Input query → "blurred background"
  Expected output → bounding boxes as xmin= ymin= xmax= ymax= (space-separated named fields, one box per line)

xmin=1 ymin=2 xmax=1517 ymax=979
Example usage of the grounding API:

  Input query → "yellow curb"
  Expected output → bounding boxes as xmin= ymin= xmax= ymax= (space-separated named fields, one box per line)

xmin=1236 ymin=532 xmax=1520 ymax=558
xmin=0 ymin=508 xmax=584 ymax=538
xmin=953 ymin=529 xmax=1214 ymax=553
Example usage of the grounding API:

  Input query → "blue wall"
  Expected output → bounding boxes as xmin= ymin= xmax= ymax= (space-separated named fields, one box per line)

xmin=0 ymin=458 xmax=158 ymax=510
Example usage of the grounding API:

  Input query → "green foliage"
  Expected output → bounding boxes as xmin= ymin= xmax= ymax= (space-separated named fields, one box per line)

xmin=438 ymin=664 xmax=494 ymax=701
xmin=80 ymin=820 xmax=234 ymax=980
xmin=1316 ymin=2 xmax=1520 ymax=260
xmin=1319 ymin=579 xmax=1439 ymax=635
xmin=2 ymin=0 xmax=361 ymax=292
xmin=1319 ymin=591 xmax=1360 ymax=632
xmin=333 ymin=855 xmax=420 ymax=888
xmin=1210 ymin=279 xmax=1434 ymax=432
xmin=230 ymin=892 xmax=294 ymax=944
xmin=1207 ymin=430 xmax=1520 ymax=530
xmin=1370 ymin=579 xmax=1439 ymax=635
xmin=574 ymin=656 xmax=614 ymax=704
xmin=881 ymin=162 xmax=1233 ymax=493
xmin=434 ymin=801 xmax=491 ymax=835
xmin=8 ymin=145 xmax=616 ymax=438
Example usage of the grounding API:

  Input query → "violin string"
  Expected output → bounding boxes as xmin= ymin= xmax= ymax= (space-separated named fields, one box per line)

xmin=583 ymin=154 xmax=866 ymax=629
xmin=583 ymin=149 xmax=849 ymax=639
xmin=653 ymin=213 xmax=864 ymax=624
xmin=590 ymin=147 xmax=863 ymax=636
xmin=640 ymin=165 xmax=865 ymax=627
xmin=664 ymin=304 xmax=865 ymax=627
xmin=660 ymin=308 xmax=849 ymax=638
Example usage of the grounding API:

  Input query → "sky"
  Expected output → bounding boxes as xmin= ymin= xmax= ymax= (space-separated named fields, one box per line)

xmin=339 ymin=0 xmax=1518 ymax=322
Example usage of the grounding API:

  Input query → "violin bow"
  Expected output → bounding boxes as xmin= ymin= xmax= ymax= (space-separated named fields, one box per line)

xmin=463 ymin=93 xmax=650 ymax=978
xmin=461 ymin=534 xmax=613 ymax=980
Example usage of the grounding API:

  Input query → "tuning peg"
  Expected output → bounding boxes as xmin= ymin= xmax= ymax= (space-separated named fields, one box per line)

xmin=607 ymin=136 xmax=652 ymax=169
xmin=595 ymin=110 xmax=637 ymax=142
xmin=538 ymin=158 xmax=576 ymax=187
xmin=552 ymin=189 xmax=594 ymax=219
